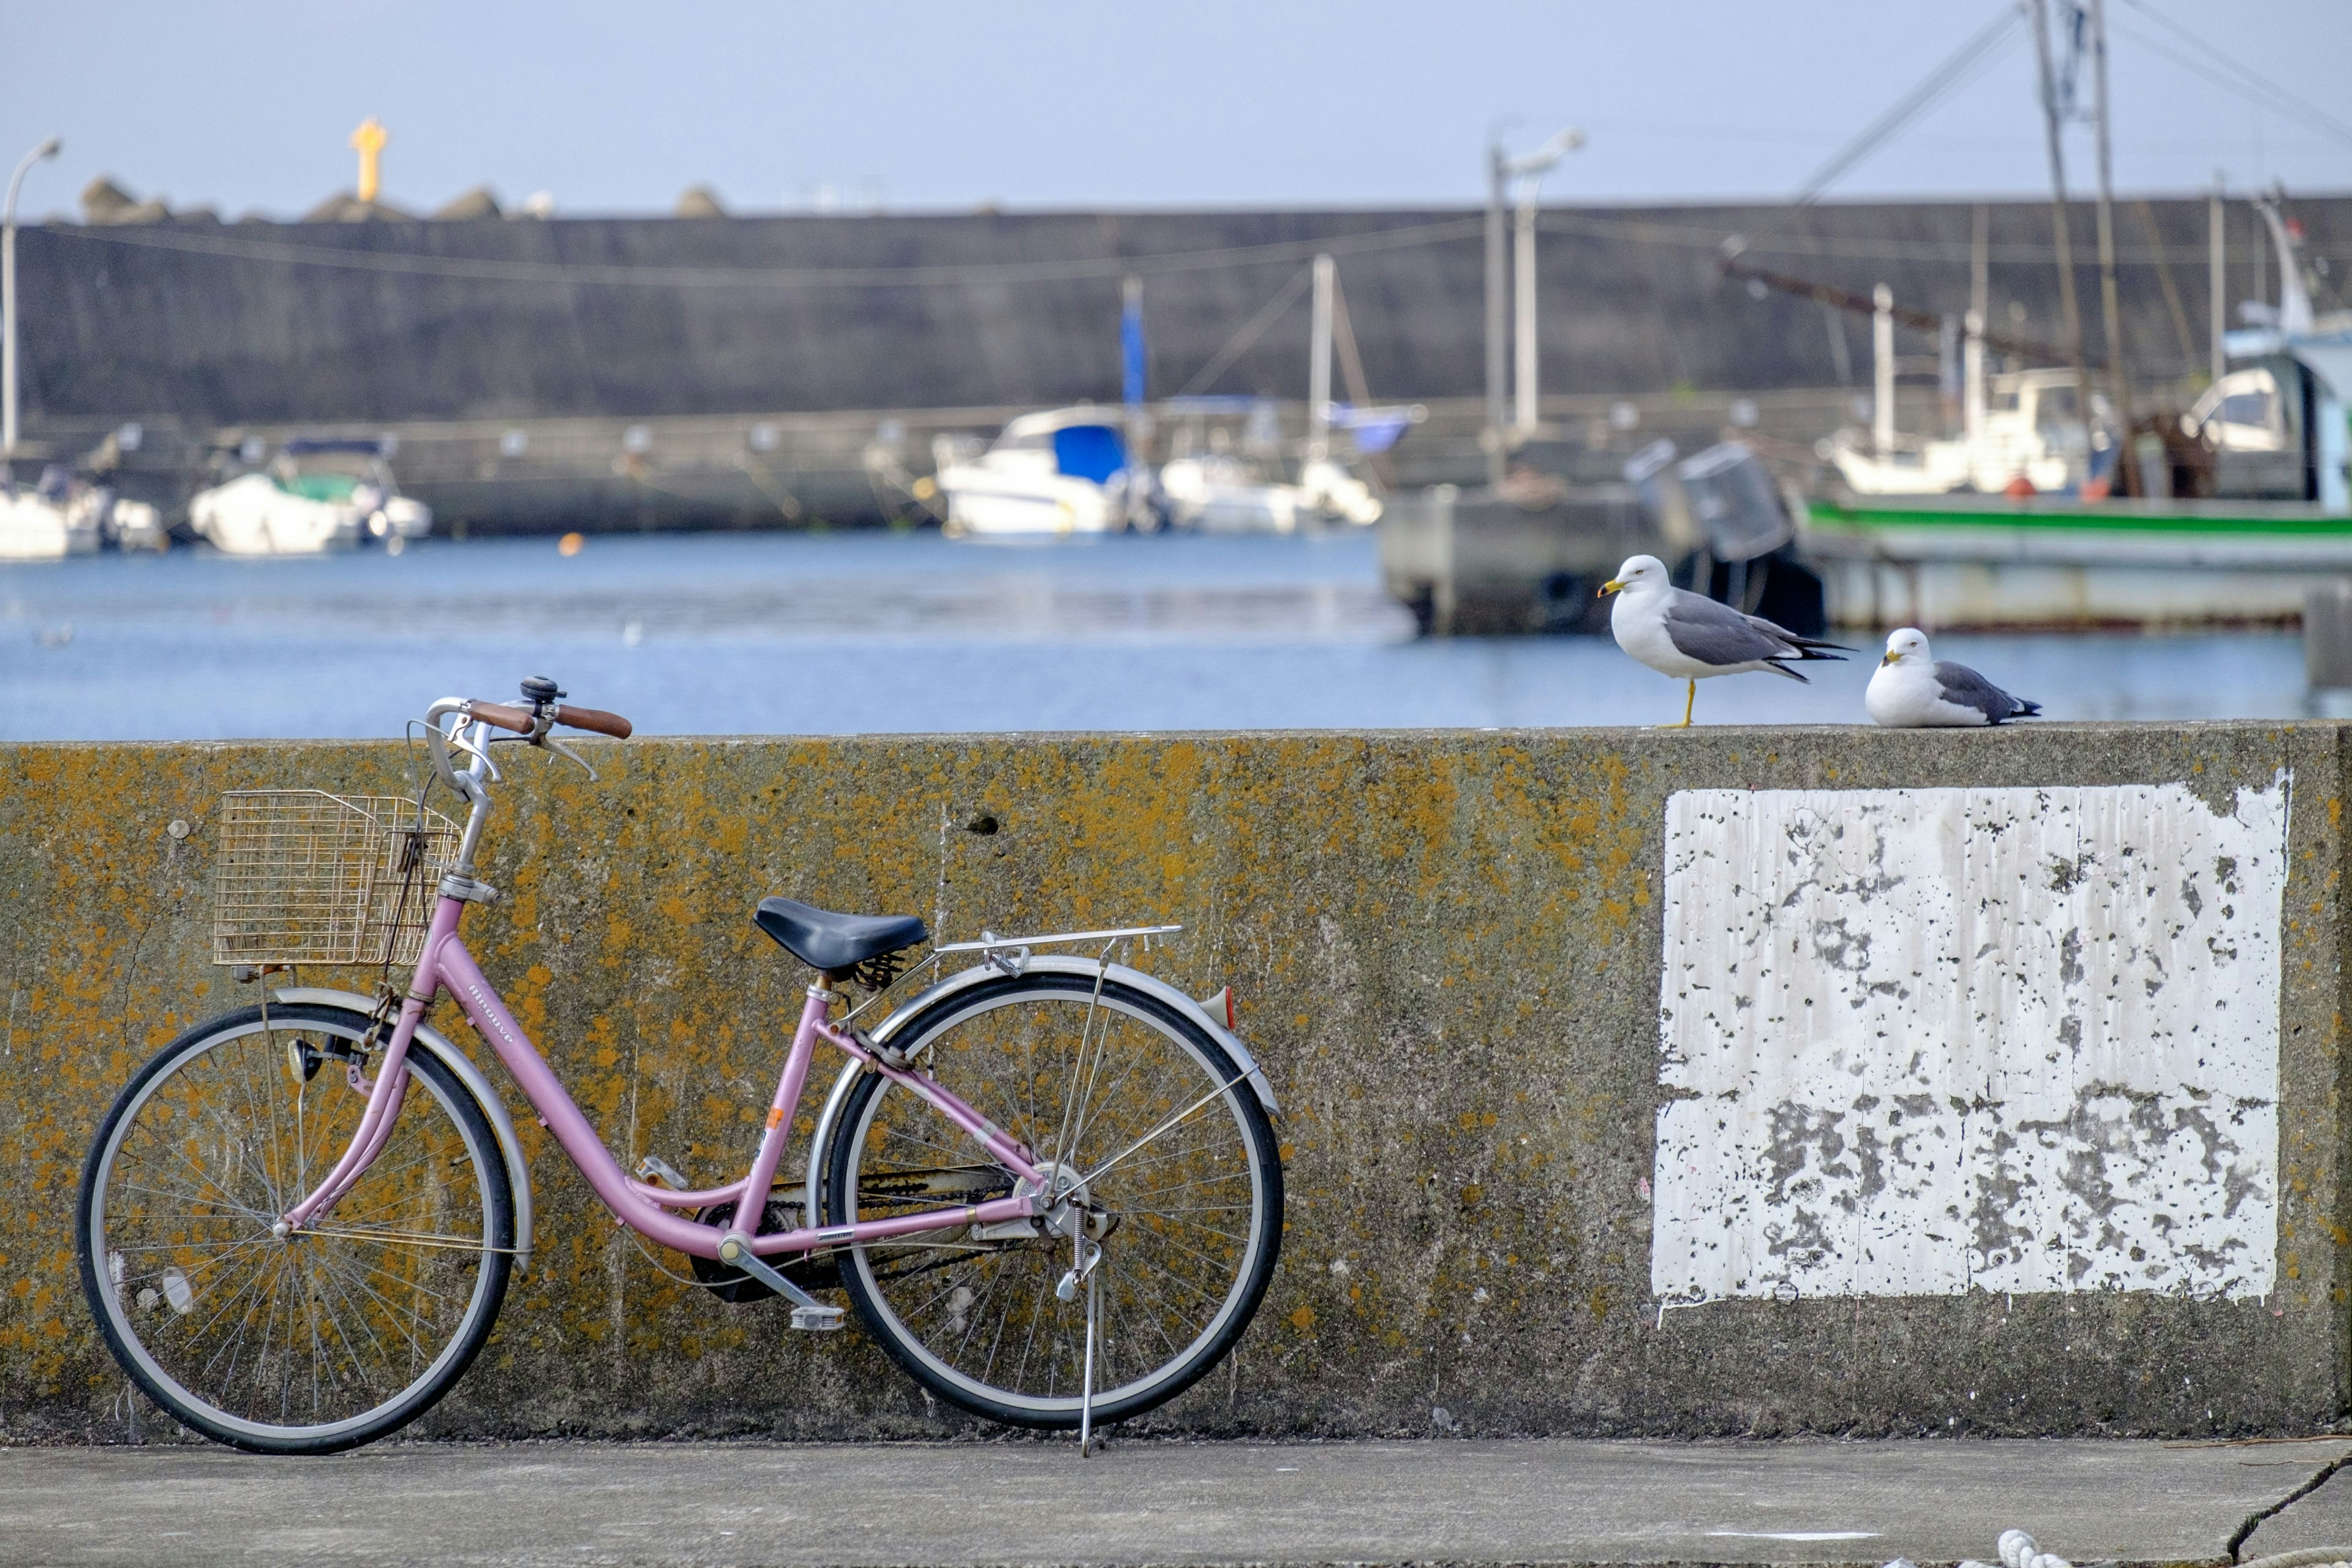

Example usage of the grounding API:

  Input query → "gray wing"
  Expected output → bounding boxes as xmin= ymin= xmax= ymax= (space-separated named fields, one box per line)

xmin=1742 ymin=612 xmax=1852 ymax=657
xmin=1660 ymin=588 xmax=1796 ymax=667
xmin=1931 ymin=660 xmax=2035 ymax=722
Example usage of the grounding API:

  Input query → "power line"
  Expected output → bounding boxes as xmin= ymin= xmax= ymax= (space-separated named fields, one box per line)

xmin=48 ymin=213 xmax=1485 ymax=291
xmin=37 ymin=197 xmax=2351 ymax=290
xmin=1795 ymin=6 xmax=2027 ymax=204
xmin=2109 ymin=16 xmax=2352 ymax=151
xmin=1176 ymin=265 xmax=1314 ymax=396
xmin=2114 ymin=0 xmax=2352 ymax=149
xmin=1536 ymin=208 xmax=2346 ymax=266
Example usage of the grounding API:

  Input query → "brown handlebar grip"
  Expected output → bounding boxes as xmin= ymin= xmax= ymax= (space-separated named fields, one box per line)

xmin=467 ymin=701 xmax=534 ymax=734
xmin=554 ymin=704 xmax=633 ymax=739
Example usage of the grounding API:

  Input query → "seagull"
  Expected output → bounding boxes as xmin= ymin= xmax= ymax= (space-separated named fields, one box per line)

xmin=1599 ymin=554 xmax=1852 ymax=727
xmin=1866 ymin=627 xmax=2042 ymax=727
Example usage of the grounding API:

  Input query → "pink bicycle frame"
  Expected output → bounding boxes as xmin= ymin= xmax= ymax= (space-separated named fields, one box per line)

xmin=282 ymin=894 xmax=1050 ymax=1260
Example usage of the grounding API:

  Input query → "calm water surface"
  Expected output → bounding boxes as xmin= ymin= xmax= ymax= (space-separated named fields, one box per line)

xmin=0 ymin=530 xmax=2315 ymax=740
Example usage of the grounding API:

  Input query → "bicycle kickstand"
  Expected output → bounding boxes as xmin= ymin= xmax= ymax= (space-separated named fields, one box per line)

xmin=1061 ymin=1235 xmax=1104 ymax=1456
xmin=1080 ymin=1265 xmax=1099 ymax=1458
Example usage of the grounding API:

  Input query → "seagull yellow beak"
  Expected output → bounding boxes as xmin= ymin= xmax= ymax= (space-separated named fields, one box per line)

xmin=1599 ymin=579 xmax=1625 ymax=597
xmin=1881 ymin=651 xmax=1898 ymax=666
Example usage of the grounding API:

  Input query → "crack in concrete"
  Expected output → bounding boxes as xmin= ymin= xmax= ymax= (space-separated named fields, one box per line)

xmin=2228 ymin=1452 xmax=2352 ymax=1561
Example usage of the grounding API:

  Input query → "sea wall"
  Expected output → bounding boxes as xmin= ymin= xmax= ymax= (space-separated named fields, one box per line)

xmin=1 ymin=723 xmax=2346 ymax=1441
xmin=21 ymin=195 xmax=2342 ymax=428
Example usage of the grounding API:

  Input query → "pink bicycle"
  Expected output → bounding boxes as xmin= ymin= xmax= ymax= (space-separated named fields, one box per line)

xmin=75 ymin=679 xmax=1283 ymax=1453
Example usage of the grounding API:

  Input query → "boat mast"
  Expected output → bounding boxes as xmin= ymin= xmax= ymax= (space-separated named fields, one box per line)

xmin=1309 ymin=254 xmax=1333 ymax=459
xmin=1484 ymin=140 xmax=1508 ymax=483
xmin=2087 ymin=0 xmax=2139 ymax=494
xmin=2209 ymin=172 xmax=2226 ymax=384
xmin=1966 ymin=204 xmax=1989 ymax=440
xmin=2027 ymin=0 xmax=2096 ymax=490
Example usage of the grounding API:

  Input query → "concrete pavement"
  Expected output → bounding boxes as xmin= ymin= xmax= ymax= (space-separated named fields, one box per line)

xmin=2 ymin=1437 xmax=2350 ymax=1567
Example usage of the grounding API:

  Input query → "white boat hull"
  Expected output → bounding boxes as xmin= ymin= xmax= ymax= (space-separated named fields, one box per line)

xmin=1804 ymin=495 xmax=2352 ymax=627
xmin=938 ymin=464 xmax=1122 ymax=537
xmin=1818 ymin=557 xmax=2310 ymax=627
xmin=189 ymin=473 xmax=362 ymax=556
xmin=0 ymin=492 xmax=96 ymax=561
xmin=1159 ymin=458 xmax=1381 ymax=535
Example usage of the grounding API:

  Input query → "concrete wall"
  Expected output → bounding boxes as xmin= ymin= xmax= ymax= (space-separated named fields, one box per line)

xmin=1 ymin=723 xmax=2346 ymax=1442
xmin=21 ymin=196 xmax=2350 ymax=428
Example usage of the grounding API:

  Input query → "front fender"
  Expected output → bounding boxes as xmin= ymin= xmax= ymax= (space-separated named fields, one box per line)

xmin=273 ymin=987 xmax=535 ymax=1272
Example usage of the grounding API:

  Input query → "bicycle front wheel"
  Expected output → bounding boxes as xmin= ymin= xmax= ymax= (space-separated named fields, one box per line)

xmin=825 ymin=972 xmax=1282 ymax=1428
xmin=76 ymin=1003 xmax=514 ymax=1453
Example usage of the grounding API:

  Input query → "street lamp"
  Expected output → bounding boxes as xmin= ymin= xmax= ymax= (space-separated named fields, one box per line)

xmin=1504 ymin=127 xmax=1583 ymax=437
xmin=4 ymin=135 xmax=63 ymax=461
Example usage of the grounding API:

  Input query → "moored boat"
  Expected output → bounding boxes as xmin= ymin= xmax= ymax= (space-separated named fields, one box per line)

xmin=0 ymin=485 xmax=79 ymax=561
xmin=1804 ymin=492 xmax=2352 ymax=627
xmin=189 ymin=437 xmax=431 ymax=556
xmin=933 ymin=407 xmax=1148 ymax=538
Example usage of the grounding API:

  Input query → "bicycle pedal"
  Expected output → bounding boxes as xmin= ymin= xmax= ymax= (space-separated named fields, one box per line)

xmin=790 ymin=1304 xmax=846 ymax=1332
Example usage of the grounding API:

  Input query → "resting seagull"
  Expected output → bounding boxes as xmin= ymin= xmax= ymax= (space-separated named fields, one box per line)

xmin=1865 ymin=627 xmax=2042 ymax=727
xmin=1599 ymin=554 xmax=1851 ymax=727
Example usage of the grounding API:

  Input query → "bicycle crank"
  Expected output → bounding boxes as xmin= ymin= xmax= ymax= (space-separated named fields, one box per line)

xmin=715 ymin=1232 xmax=845 ymax=1332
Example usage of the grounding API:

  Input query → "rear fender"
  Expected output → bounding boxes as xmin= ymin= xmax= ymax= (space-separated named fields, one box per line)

xmin=803 ymin=956 xmax=1281 ymax=1230
xmin=869 ymin=956 xmax=1280 ymax=1115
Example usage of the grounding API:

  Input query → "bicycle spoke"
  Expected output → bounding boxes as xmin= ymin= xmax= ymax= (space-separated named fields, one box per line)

xmin=86 ymin=1011 xmax=508 ymax=1447
xmin=835 ymin=978 xmax=1273 ymax=1425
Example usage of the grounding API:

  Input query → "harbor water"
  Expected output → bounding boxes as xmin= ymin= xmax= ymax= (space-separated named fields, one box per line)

xmin=0 ymin=530 xmax=2316 ymax=741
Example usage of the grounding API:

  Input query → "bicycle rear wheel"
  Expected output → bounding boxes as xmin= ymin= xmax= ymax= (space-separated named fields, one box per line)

xmin=76 ymin=1003 xmax=514 ymax=1453
xmin=825 ymin=972 xmax=1281 ymax=1428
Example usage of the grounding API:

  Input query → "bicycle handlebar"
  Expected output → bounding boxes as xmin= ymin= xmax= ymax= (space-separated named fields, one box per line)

xmin=423 ymin=682 xmax=634 ymax=805
xmin=551 ymin=704 xmax=633 ymax=739
xmin=466 ymin=701 xmax=533 ymax=735
xmin=466 ymin=699 xmax=635 ymax=739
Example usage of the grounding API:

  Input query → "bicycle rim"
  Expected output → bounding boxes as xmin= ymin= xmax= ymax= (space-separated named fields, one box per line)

xmin=827 ymin=975 xmax=1280 ymax=1427
xmin=78 ymin=1005 xmax=513 ymax=1452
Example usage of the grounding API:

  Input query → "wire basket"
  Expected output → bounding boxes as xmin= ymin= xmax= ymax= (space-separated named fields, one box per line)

xmin=211 ymin=791 xmax=460 ymax=968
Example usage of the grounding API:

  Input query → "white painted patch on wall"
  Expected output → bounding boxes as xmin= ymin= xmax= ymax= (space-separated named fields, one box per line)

xmin=1652 ymin=777 xmax=2288 ymax=1303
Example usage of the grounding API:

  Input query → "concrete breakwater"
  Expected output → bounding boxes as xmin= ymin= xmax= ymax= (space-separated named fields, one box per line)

xmin=0 ymin=724 xmax=2346 ymax=1441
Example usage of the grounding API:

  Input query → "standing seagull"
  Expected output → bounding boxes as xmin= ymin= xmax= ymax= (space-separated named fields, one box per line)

xmin=1599 ymin=554 xmax=1851 ymax=727
xmin=1866 ymin=627 xmax=2042 ymax=727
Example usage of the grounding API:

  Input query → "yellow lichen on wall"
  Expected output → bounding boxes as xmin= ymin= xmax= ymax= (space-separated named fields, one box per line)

xmin=0 ymin=725 xmax=2343 ymax=1441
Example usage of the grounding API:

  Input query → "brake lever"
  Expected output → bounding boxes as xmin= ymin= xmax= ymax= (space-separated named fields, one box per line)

xmin=545 ymin=735 xmax=599 ymax=782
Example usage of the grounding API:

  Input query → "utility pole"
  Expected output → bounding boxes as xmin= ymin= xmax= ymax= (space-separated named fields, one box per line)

xmin=3 ymin=135 xmax=62 ymax=461
xmin=1513 ymin=183 xmax=1541 ymax=434
xmin=1483 ymin=141 xmax=1508 ymax=482
xmin=2209 ymin=171 xmax=2227 ymax=383
xmin=1308 ymin=254 xmax=1333 ymax=458
xmin=1509 ymin=129 xmax=1581 ymax=437
xmin=2086 ymin=0 xmax=2138 ymax=494
xmin=1483 ymin=127 xmax=1583 ymax=472
xmin=2028 ymin=0 xmax=2095 ymax=492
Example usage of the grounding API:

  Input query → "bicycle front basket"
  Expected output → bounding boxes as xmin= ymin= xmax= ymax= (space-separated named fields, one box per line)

xmin=210 ymin=790 xmax=459 ymax=969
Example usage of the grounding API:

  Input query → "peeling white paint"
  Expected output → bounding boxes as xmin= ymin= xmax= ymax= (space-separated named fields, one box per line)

xmin=1652 ymin=777 xmax=2288 ymax=1302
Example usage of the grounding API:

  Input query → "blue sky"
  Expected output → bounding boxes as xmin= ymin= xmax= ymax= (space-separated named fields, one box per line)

xmin=4 ymin=1 xmax=2347 ymax=220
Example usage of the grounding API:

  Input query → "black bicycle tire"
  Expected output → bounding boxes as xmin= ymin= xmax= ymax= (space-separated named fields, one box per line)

xmin=76 ymin=1003 xmax=515 ymax=1455
xmin=824 ymin=973 xmax=1283 ymax=1429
